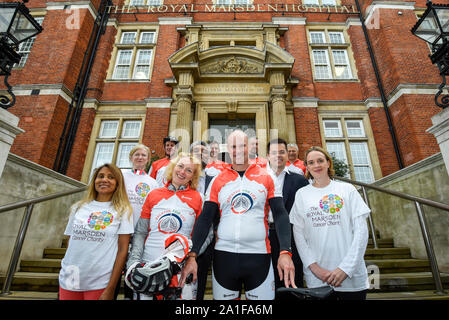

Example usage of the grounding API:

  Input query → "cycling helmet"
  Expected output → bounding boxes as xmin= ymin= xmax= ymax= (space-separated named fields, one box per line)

xmin=125 ymin=257 xmax=172 ymax=294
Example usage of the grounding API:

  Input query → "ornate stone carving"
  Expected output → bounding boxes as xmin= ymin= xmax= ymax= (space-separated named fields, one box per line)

xmin=201 ymin=56 xmax=262 ymax=74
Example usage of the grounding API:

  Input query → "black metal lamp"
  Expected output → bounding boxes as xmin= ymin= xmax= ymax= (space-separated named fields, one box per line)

xmin=0 ymin=1 xmax=43 ymax=109
xmin=411 ymin=1 xmax=449 ymax=108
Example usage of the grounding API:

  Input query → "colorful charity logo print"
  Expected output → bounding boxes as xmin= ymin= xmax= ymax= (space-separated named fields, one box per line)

xmin=87 ymin=211 xmax=113 ymax=230
xmin=231 ymin=193 xmax=254 ymax=214
xmin=135 ymin=182 xmax=150 ymax=197
xmin=319 ymin=194 xmax=343 ymax=214
xmin=158 ymin=213 xmax=182 ymax=234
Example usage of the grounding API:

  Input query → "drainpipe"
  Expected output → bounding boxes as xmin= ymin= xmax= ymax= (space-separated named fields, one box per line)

xmin=54 ymin=0 xmax=112 ymax=174
xmin=354 ymin=0 xmax=404 ymax=169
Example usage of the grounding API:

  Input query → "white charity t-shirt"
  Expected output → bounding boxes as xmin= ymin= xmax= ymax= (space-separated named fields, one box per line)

xmin=59 ymin=200 xmax=134 ymax=291
xmin=121 ymin=169 xmax=159 ymax=228
xmin=290 ymin=180 xmax=370 ymax=292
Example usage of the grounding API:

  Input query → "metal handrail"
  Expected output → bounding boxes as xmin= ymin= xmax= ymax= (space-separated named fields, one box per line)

xmin=334 ymin=176 xmax=448 ymax=295
xmin=0 ymin=186 xmax=87 ymax=296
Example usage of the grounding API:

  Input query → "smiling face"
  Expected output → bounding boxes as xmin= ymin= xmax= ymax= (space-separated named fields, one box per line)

xmin=171 ymin=156 xmax=196 ymax=188
xmin=227 ymin=131 xmax=248 ymax=166
xmin=287 ymin=145 xmax=298 ymax=162
xmin=268 ymin=143 xmax=288 ymax=173
xmin=94 ymin=166 xmax=118 ymax=201
xmin=164 ymin=141 xmax=177 ymax=158
xmin=130 ymin=148 xmax=149 ymax=170
xmin=305 ymin=150 xmax=331 ymax=180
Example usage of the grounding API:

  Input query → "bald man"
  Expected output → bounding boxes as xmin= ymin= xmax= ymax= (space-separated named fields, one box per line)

xmin=180 ymin=130 xmax=296 ymax=300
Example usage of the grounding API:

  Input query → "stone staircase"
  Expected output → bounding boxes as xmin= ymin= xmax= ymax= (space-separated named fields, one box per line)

xmin=1 ymin=237 xmax=449 ymax=300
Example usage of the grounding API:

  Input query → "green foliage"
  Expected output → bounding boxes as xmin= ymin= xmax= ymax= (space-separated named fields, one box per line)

xmin=331 ymin=154 xmax=350 ymax=178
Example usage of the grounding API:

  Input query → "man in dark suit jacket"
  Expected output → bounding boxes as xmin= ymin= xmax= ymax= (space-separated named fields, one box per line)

xmin=267 ymin=138 xmax=309 ymax=294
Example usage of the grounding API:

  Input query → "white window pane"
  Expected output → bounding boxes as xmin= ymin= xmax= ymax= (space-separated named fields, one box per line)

xmin=217 ymin=0 xmax=232 ymax=4
xmin=304 ymin=0 xmax=319 ymax=4
xmin=310 ymin=32 xmax=325 ymax=44
xmin=92 ymin=143 xmax=114 ymax=174
xmin=235 ymin=0 xmax=250 ymax=4
xmin=140 ymin=32 xmax=155 ymax=44
xmin=313 ymin=50 xmax=327 ymax=64
xmin=136 ymin=50 xmax=152 ymax=64
xmin=332 ymin=50 xmax=347 ymax=64
xmin=322 ymin=0 xmax=337 ymax=6
xmin=116 ymin=143 xmax=136 ymax=168
xmin=122 ymin=121 xmax=141 ymax=138
xmin=326 ymin=142 xmax=347 ymax=162
xmin=133 ymin=49 xmax=152 ymax=79
xmin=117 ymin=50 xmax=132 ymax=64
xmin=99 ymin=121 xmax=119 ymax=138
xmin=332 ymin=50 xmax=352 ymax=79
xmin=324 ymin=120 xmax=342 ymax=137
xmin=329 ymin=32 xmax=344 ymax=44
xmin=349 ymin=142 xmax=370 ymax=165
xmin=353 ymin=166 xmax=374 ymax=183
xmin=130 ymin=0 xmax=145 ymax=5
xmin=346 ymin=120 xmax=365 ymax=137
xmin=147 ymin=0 xmax=162 ymax=5
xmin=121 ymin=32 xmax=136 ymax=44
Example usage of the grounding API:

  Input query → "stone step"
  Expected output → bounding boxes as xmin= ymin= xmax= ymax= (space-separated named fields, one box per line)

xmin=367 ymin=290 xmax=449 ymax=300
xmin=0 ymin=291 xmax=58 ymax=300
xmin=364 ymin=247 xmax=411 ymax=260
xmin=370 ymin=272 xmax=449 ymax=292
xmin=20 ymin=259 xmax=62 ymax=273
xmin=0 ymin=272 xmax=59 ymax=292
xmin=43 ymin=248 xmax=66 ymax=259
xmin=367 ymin=238 xmax=394 ymax=248
xmin=365 ymin=259 xmax=431 ymax=273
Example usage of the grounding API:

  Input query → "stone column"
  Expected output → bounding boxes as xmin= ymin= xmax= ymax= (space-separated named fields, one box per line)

xmin=175 ymin=93 xmax=193 ymax=153
xmin=270 ymin=71 xmax=288 ymax=140
xmin=427 ymin=107 xmax=449 ymax=176
xmin=0 ymin=108 xmax=24 ymax=178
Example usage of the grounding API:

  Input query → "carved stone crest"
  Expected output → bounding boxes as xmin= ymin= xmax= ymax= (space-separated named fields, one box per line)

xmin=201 ymin=56 xmax=262 ymax=74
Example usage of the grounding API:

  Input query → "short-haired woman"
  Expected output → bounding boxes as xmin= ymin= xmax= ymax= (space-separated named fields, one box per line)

xmin=59 ymin=164 xmax=133 ymax=300
xmin=290 ymin=146 xmax=371 ymax=300
xmin=127 ymin=153 xmax=203 ymax=300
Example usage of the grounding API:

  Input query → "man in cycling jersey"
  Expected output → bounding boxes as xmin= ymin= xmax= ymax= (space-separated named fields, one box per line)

xmin=180 ymin=130 xmax=296 ymax=300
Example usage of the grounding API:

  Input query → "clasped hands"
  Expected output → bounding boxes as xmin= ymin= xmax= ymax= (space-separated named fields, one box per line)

xmin=309 ymin=263 xmax=348 ymax=287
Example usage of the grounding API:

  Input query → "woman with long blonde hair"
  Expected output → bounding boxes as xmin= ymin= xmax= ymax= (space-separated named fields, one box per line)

xmin=59 ymin=163 xmax=134 ymax=300
xmin=126 ymin=153 xmax=204 ymax=300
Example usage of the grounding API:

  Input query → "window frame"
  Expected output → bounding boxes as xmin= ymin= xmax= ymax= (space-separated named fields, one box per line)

xmin=90 ymin=118 xmax=144 ymax=178
xmin=14 ymin=16 xmax=44 ymax=68
xmin=109 ymin=27 xmax=158 ymax=81
xmin=321 ymin=116 xmax=376 ymax=183
xmin=308 ymin=28 xmax=356 ymax=81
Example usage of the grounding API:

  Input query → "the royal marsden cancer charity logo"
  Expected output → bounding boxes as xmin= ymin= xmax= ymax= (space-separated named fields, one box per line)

xmin=135 ymin=182 xmax=150 ymax=197
xmin=230 ymin=193 xmax=254 ymax=214
xmin=158 ymin=213 xmax=182 ymax=234
xmin=87 ymin=211 xmax=113 ymax=230
xmin=319 ymin=194 xmax=343 ymax=214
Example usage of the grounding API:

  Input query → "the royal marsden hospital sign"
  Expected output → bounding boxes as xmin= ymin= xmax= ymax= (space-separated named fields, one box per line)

xmin=107 ymin=3 xmax=359 ymax=14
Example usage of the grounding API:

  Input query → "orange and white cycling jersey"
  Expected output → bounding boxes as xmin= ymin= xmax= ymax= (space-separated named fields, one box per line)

xmin=205 ymin=164 xmax=282 ymax=254
xmin=140 ymin=185 xmax=203 ymax=262
xmin=149 ymin=158 xmax=170 ymax=187
xmin=204 ymin=160 xmax=231 ymax=177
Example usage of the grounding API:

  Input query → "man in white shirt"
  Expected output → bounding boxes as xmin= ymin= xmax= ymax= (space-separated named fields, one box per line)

xmin=267 ymin=138 xmax=309 ymax=293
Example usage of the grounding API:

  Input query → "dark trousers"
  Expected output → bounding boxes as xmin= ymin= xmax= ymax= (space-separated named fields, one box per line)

xmin=196 ymin=239 xmax=215 ymax=300
xmin=269 ymin=224 xmax=304 ymax=297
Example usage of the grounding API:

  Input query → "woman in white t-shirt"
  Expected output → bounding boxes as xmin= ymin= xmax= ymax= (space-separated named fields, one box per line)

xmin=121 ymin=144 xmax=158 ymax=228
xmin=290 ymin=146 xmax=371 ymax=300
xmin=59 ymin=163 xmax=134 ymax=300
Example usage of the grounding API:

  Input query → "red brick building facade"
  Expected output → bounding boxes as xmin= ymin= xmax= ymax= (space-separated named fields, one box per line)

xmin=3 ymin=0 xmax=444 ymax=183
